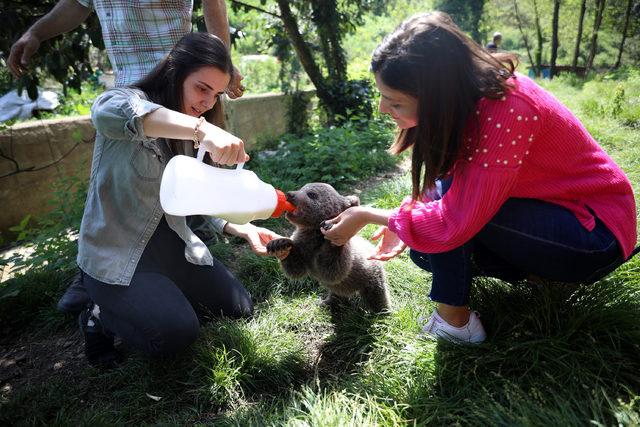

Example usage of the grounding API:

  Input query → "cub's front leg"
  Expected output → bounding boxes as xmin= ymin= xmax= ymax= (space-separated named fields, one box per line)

xmin=266 ymin=237 xmax=308 ymax=278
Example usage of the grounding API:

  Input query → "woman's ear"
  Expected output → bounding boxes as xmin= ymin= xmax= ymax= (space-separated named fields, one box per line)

xmin=346 ymin=195 xmax=360 ymax=207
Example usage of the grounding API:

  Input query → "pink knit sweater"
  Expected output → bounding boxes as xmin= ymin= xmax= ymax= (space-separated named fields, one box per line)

xmin=388 ymin=74 xmax=637 ymax=259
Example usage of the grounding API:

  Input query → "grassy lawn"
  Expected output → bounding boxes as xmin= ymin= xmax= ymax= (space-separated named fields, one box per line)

xmin=1 ymin=71 xmax=639 ymax=425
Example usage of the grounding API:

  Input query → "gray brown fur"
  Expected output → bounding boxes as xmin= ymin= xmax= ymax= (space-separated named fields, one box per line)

xmin=266 ymin=183 xmax=390 ymax=313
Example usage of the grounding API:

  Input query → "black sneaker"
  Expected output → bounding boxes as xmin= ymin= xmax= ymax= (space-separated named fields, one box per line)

xmin=78 ymin=307 xmax=120 ymax=369
xmin=57 ymin=270 xmax=91 ymax=314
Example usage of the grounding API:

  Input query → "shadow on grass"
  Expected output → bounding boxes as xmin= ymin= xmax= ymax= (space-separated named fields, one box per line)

xmin=315 ymin=302 xmax=385 ymax=378
xmin=0 ymin=346 xmax=214 ymax=425
xmin=405 ymin=270 xmax=640 ymax=425
xmin=0 ymin=268 xmax=74 ymax=343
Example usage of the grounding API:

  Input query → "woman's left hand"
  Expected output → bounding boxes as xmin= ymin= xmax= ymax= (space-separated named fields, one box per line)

xmin=321 ymin=206 xmax=367 ymax=246
xmin=368 ymin=226 xmax=407 ymax=261
xmin=225 ymin=223 xmax=283 ymax=256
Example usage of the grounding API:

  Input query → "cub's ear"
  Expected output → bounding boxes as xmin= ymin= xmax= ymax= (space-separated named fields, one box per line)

xmin=345 ymin=195 xmax=360 ymax=207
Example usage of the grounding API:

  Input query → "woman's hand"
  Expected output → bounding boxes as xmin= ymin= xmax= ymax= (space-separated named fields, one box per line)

xmin=199 ymin=121 xmax=249 ymax=165
xmin=321 ymin=206 xmax=368 ymax=246
xmin=225 ymin=66 xmax=245 ymax=99
xmin=368 ymin=226 xmax=406 ymax=261
xmin=224 ymin=222 xmax=283 ymax=256
xmin=142 ymin=108 xmax=248 ymax=165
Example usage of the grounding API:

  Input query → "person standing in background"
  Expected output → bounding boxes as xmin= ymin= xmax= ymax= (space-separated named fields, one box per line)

xmin=486 ymin=31 xmax=502 ymax=53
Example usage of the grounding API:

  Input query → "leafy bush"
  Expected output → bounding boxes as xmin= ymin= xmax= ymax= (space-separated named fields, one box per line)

xmin=568 ymin=70 xmax=640 ymax=129
xmin=249 ymin=119 xmax=397 ymax=192
xmin=318 ymin=78 xmax=376 ymax=125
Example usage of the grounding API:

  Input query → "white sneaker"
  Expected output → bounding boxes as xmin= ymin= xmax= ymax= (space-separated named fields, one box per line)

xmin=420 ymin=310 xmax=486 ymax=344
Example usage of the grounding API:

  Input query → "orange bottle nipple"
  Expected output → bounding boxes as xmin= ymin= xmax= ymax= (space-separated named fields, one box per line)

xmin=271 ymin=189 xmax=296 ymax=218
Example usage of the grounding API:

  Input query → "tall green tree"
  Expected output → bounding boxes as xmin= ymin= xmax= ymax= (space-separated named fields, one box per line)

xmin=586 ymin=0 xmax=607 ymax=73
xmin=614 ymin=0 xmax=635 ymax=68
xmin=549 ymin=0 xmax=560 ymax=78
xmin=532 ymin=0 xmax=544 ymax=75
xmin=572 ymin=0 xmax=587 ymax=71
xmin=512 ymin=0 xmax=537 ymax=75
xmin=230 ymin=0 xmax=384 ymax=124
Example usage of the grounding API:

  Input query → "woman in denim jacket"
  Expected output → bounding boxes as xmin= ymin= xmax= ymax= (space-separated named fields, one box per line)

xmin=77 ymin=33 xmax=278 ymax=367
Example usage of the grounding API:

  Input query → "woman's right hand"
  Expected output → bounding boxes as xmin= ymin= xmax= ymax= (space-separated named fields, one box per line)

xmin=199 ymin=121 xmax=249 ymax=165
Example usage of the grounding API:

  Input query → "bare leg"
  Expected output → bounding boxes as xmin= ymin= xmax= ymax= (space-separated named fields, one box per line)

xmin=436 ymin=303 xmax=470 ymax=327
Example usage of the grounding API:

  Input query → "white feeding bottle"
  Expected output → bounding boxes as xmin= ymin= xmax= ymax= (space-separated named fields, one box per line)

xmin=160 ymin=147 xmax=295 ymax=224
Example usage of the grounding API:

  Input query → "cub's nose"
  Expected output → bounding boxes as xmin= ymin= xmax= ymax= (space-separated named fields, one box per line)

xmin=286 ymin=191 xmax=296 ymax=203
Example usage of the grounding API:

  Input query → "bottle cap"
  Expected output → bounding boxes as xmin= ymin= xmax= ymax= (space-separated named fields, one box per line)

xmin=271 ymin=189 xmax=296 ymax=218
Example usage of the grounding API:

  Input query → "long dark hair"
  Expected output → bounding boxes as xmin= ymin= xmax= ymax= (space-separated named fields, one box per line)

xmin=133 ymin=32 xmax=234 ymax=154
xmin=371 ymin=12 xmax=518 ymax=199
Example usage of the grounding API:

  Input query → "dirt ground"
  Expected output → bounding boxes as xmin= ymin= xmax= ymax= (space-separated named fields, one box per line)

xmin=1 ymin=327 xmax=87 ymax=401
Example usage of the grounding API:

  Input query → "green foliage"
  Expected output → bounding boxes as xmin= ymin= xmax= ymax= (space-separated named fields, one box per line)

xmin=482 ymin=0 xmax=640 ymax=69
xmin=343 ymin=0 xmax=435 ymax=80
xmin=0 ymin=65 xmax=14 ymax=94
xmin=235 ymin=54 xmax=281 ymax=94
xmin=3 ymin=167 xmax=88 ymax=276
xmin=569 ymin=69 xmax=640 ymax=128
xmin=249 ymin=120 xmax=397 ymax=192
xmin=287 ymin=90 xmax=312 ymax=135
xmin=318 ymin=78 xmax=375 ymax=126
xmin=434 ymin=0 xmax=485 ymax=42
xmin=0 ymin=1 xmax=104 ymax=98
xmin=229 ymin=0 xmax=386 ymax=124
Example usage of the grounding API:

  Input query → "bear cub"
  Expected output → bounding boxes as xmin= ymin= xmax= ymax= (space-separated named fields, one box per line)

xmin=266 ymin=183 xmax=390 ymax=313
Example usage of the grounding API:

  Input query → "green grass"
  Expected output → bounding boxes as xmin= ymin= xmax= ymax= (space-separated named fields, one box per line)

xmin=2 ymin=72 xmax=640 ymax=425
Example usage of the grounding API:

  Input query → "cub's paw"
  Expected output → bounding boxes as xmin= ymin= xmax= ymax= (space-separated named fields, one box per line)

xmin=266 ymin=238 xmax=294 ymax=260
xmin=320 ymin=220 xmax=333 ymax=231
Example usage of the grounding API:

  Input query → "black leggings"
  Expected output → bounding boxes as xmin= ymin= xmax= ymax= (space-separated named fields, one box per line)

xmin=83 ymin=217 xmax=253 ymax=356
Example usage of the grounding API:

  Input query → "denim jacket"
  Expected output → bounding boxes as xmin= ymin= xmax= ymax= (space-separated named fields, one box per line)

xmin=77 ymin=88 xmax=226 ymax=286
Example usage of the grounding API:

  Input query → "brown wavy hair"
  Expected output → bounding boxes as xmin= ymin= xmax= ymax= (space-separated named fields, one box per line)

xmin=133 ymin=32 xmax=234 ymax=156
xmin=371 ymin=12 xmax=518 ymax=199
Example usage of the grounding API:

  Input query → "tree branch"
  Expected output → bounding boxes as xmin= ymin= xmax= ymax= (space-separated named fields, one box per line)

xmin=229 ymin=0 xmax=280 ymax=18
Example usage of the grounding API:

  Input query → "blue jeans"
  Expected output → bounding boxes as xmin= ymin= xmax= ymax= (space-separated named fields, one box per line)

xmin=409 ymin=178 xmax=623 ymax=306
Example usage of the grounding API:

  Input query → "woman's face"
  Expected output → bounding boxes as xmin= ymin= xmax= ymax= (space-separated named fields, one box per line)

xmin=375 ymin=73 xmax=418 ymax=129
xmin=182 ymin=66 xmax=231 ymax=117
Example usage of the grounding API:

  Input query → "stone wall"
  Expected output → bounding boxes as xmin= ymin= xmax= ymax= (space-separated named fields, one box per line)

xmin=0 ymin=91 xmax=312 ymax=239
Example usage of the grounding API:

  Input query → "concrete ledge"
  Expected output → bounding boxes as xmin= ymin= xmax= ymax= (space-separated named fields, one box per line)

xmin=0 ymin=91 xmax=313 ymax=239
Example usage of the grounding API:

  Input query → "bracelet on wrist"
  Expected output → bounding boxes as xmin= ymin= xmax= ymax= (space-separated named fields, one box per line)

xmin=192 ymin=117 xmax=205 ymax=149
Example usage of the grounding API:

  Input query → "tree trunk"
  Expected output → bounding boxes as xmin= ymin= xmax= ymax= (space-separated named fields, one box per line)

xmin=533 ymin=0 xmax=544 ymax=77
xmin=310 ymin=0 xmax=346 ymax=81
xmin=572 ymin=0 xmax=587 ymax=71
xmin=469 ymin=0 xmax=485 ymax=43
xmin=274 ymin=1 xmax=328 ymax=99
xmin=550 ymin=0 xmax=560 ymax=78
xmin=614 ymin=0 xmax=633 ymax=69
xmin=586 ymin=0 xmax=606 ymax=73
xmin=513 ymin=0 xmax=537 ymax=76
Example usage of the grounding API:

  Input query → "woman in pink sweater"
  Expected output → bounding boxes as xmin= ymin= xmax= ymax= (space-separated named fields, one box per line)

xmin=322 ymin=12 xmax=637 ymax=344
